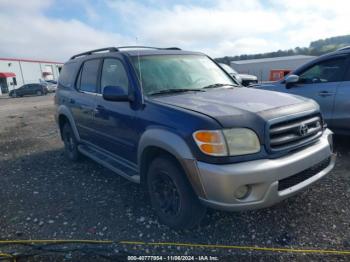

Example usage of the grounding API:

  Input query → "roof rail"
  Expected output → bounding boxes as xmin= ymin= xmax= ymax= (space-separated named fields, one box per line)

xmin=70 ymin=47 xmax=118 ymax=60
xmin=337 ymin=46 xmax=350 ymax=51
xmin=69 ymin=46 xmax=182 ymax=60
xmin=116 ymin=46 xmax=181 ymax=50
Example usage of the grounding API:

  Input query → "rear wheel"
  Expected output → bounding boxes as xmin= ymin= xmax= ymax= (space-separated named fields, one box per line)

xmin=36 ymin=90 xmax=43 ymax=96
xmin=147 ymin=156 xmax=206 ymax=229
xmin=62 ymin=123 xmax=80 ymax=161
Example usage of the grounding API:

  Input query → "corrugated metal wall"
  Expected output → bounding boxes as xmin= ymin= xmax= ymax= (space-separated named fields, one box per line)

xmin=231 ymin=57 xmax=316 ymax=82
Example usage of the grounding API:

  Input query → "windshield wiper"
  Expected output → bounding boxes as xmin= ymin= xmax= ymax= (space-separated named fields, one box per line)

xmin=202 ymin=83 xmax=238 ymax=89
xmin=148 ymin=88 xmax=205 ymax=96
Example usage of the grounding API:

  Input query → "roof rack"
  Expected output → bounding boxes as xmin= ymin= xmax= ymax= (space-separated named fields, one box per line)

xmin=70 ymin=47 xmax=118 ymax=60
xmin=337 ymin=46 xmax=350 ymax=51
xmin=117 ymin=46 xmax=181 ymax=50
xmin=70 ymin=46 xmax=182 ymax=60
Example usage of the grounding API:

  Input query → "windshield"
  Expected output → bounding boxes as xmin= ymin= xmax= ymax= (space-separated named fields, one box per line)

xmin=131 ymin=55 xmax=236 ymax=96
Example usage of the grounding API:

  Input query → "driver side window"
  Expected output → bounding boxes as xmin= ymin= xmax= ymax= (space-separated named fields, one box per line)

xmin=299 ymin=58 xmax=346 ymax=84
xmin=100 ymin=59 xmax=129 ymax=94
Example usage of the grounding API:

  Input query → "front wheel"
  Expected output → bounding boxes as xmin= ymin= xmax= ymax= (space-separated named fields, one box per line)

xmin=147 ymin=156 xmax=206 ymax=229
xmin=62 ymin=123 xmax=80 ymax=162
xmin=10 ymin=92 xmax=17 ymax=98
xmin=36 ymin=90 xmax=43 ymax=96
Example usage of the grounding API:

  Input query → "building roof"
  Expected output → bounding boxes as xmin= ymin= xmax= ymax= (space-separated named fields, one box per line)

xmin=0 ymin=57 xmax=63 ymax=64
xmin=231 ymin=55 xmax=316 ymax=65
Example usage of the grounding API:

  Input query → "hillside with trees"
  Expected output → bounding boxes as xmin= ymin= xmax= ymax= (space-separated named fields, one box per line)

xmin=215 ymin=35 xmax=350 ymax=64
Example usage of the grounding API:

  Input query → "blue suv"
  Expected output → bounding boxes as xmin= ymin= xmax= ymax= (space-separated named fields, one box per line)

xmin=55 ymin=46 xmax=335 ymax=229
xmin=255 ymin=47 xmax=350 ymax=135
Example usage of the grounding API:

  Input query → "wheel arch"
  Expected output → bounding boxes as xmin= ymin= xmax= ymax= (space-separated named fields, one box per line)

xmin=138 ymin=129 xmax=206 ymax=198
xmin=57 ymin=105 xmax=80 ymax=141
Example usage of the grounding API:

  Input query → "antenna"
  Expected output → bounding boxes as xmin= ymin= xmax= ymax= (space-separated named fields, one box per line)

xmin=136 ymin=37 xmax=143 ymax=92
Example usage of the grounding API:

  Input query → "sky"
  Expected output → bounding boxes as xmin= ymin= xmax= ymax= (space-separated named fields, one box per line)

xmin=0 ymin=0 xmax=349 ymax=62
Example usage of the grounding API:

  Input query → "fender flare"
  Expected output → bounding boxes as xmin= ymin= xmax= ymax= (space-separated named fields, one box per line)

xmin=138 ymin=128 xmax=194 ymax=163
xmin=137 ymin=128 xmax=206 ymax=198
xmin=57 ymin=105 xmax=81 ymax=141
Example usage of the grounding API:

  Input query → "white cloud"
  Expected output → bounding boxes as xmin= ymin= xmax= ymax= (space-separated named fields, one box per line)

xmin=107 ymin=0 xmax=350 ymax=57
xmin=0 ymin=0 xmax=349 ymax=60
xmin=107 ymin=0 xmax=285 ymax=56
xmin=0 ymin=0 xmax=132 ymax=61
xmin=0 ymin=0 xmax=53 ymax=13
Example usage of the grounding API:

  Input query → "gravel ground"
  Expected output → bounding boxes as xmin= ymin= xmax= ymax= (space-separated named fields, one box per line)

xmin=0 ymin=94 xmax=349 ymax=261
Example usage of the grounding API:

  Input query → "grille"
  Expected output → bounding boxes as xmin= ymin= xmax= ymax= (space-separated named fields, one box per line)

xmin=278 ymin=157 xmax=331 ymax=191
xmin=269 ymin=114 xmax=322 ymax=151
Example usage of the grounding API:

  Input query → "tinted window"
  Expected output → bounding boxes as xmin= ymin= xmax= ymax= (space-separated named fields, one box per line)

xmin=33 ymin=84 xmax=42 ymax=90
xmin=100 ymin=59 xmax=129 ymax=93
xmin=299 ymin=58 xmax=346 ymax=84
xmin=58 ymin=62 xmax=76 ymax=87
xmin=80 ymin=59 xmax=100 ymax=93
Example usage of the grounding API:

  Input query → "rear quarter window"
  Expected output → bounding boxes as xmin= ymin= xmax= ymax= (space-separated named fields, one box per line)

xmin=58 ymin=62 xmax=77 ymax=87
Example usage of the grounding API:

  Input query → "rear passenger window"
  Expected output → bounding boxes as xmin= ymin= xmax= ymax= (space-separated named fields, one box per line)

xmin=100 ymin=59 xmax=129 ymax=93
xmin=58 ymin=62 xmax=76 ymax=87
xmin=79 ymin=59 xmax=100 ymax=93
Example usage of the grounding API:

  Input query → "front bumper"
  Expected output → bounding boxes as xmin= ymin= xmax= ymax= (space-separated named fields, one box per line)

xmin=196 ymin=129 xmax=335 ymax=211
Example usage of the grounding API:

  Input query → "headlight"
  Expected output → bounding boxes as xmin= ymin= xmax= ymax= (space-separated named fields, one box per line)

xmin=193 ymin=128 xmax=260 ymax=157
xmin=223 ymin=128 xmax=260 ymax=156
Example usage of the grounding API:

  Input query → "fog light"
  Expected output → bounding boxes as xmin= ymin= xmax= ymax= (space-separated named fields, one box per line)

xmin=234 ymin=185 xmax=250 ymax=199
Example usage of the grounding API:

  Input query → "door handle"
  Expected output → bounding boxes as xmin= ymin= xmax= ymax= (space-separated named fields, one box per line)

xmin=318 ymin=91 xmax=335 ymax=97
xmin=94 ymin=105 xmax=105 ymax=113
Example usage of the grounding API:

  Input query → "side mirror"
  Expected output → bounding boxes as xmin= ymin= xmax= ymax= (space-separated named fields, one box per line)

xmin=102 ymin=86 xmax=132 ymax=102
xmin=285 ymin=74 xmax=299 ymax=88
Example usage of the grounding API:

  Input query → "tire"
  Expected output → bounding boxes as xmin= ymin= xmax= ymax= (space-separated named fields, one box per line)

xmin=10 ymin=92 xmax=17 ymax=98
xmin=147 ymin=156 xmax=206 ymax=229
xmin=62 ymin=123 xmax=80 ymax=162
xmin=36 ymin=90 xmax=43 ymax=96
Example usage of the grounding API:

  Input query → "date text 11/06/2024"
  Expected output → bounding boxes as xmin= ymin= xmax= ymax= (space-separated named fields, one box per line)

xmin=127 ymin=255 xmax=219 ymax=261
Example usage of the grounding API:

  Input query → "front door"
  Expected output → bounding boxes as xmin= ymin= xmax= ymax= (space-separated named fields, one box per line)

xmin=93 ymin=57 xmax=137 ymax=163
xmin=286 ymin=56 xmax=347 ymax=126
xmin=332 ymin=58 xmax=350 ymax=132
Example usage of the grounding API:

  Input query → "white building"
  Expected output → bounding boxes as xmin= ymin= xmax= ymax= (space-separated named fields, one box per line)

xmin=0 ymin=57 xmax=63 ymax=95
xmin=230 ymin=55 xmax=316 ymax=82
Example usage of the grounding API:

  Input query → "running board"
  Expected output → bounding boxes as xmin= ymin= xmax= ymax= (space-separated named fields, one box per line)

xmin=78 ymin=144 xmax=140 ymax=183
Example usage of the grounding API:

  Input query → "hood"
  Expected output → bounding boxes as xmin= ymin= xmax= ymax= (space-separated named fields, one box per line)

xmin=238 ymin=74 xmax=257 ymax=81
xmin=151 ymin=87 xmax=317 ymax=127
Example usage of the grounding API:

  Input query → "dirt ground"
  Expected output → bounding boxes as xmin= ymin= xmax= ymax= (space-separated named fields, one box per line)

xmin=0 ymin=94 xmax=350 ymax=261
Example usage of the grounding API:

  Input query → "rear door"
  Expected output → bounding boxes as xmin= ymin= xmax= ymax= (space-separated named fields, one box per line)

xmin=287 ymin=56 xmax=347 ymax=125
xmin=332 ymin=56 xmax=350 ymax=133
xmin=70 ymin=59 xmax=101 ymax=143
xmin=24 ymin=84 xmax=33 ymax=95
xmin=32 ymin=84 xmax=41 ymax=94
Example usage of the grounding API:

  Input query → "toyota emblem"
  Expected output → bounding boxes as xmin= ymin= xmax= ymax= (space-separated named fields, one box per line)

xmin=298 ymin=124 xmax=309 ymax=136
